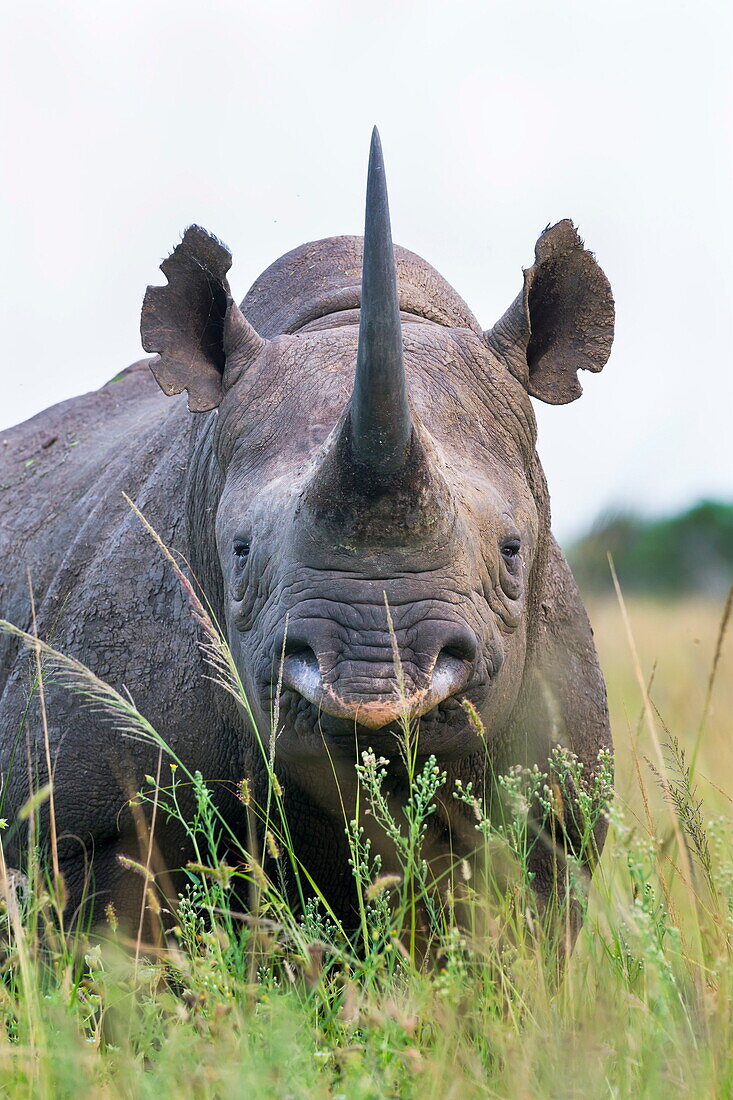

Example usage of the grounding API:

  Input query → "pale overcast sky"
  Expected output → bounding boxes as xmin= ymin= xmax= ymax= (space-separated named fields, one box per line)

xmin=2 ymin=0 xmax=731 ymax=542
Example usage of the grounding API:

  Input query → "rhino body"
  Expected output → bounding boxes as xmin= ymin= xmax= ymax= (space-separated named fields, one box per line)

xmin=0 ymin=133 xmax=613 ymax=942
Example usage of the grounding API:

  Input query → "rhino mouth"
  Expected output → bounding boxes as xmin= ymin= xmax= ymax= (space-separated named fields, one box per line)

xmin=271 ymin=686 xmax=487 ymax=763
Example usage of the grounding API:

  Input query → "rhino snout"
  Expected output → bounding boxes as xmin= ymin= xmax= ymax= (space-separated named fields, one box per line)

xmin=278 ymin=619 xmax=478 ymax=731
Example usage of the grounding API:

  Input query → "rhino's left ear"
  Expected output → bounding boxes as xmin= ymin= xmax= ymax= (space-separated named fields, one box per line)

xmin=141 ymin=225 xmax=266 ymax=412
xmin=486 ymin=220 xmax=614 ymax=404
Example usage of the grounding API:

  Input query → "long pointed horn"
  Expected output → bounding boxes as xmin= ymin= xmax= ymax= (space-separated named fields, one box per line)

xmin=350 ymin=128 xmax=413 ymax=475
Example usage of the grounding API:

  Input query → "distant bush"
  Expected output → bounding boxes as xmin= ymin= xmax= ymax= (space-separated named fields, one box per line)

xmin=567 ymin=499 xmax=733 ymax=595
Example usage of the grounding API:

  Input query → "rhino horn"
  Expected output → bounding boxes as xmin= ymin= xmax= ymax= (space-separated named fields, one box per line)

xmin=348 ymin=128 xmax=413 ymax=479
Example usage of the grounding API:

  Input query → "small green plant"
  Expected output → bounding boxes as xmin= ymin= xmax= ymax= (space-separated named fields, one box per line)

xmin=0 ymin=521 xmax=729 ymax=1097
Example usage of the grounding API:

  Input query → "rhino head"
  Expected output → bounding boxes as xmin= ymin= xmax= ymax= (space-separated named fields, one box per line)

xmin=141 ymin=129 xmax=614 ymax=765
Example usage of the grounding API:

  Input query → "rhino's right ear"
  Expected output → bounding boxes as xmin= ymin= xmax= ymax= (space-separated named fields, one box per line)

xmin=486 ymin=220 xmax=614 ymax=405
xmin=141 ymin=225 xmax=266 ymax=412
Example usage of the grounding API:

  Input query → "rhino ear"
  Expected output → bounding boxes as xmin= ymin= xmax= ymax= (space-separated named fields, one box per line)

xmin=487 ymin=220 xmax=614 ymax=405
xmin=141 ymin=225 xmax=265 ymax=412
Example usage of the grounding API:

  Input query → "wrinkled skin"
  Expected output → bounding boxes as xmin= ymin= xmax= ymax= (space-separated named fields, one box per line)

xmin=0 ymin=216 xmax=614 ymax=952
xmin=218 ymin=319 xmax=536 ymax=758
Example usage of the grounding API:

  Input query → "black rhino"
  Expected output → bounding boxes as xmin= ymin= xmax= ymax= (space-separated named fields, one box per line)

xmin=0 ymin=130 xmax=614 ymax=945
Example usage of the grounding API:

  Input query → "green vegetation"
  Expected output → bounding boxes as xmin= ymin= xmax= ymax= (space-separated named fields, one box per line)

xmin=568 ymin=499 xmax=733 ymax=595
xmin=0 ymin=531 xmax=731 ymax=1097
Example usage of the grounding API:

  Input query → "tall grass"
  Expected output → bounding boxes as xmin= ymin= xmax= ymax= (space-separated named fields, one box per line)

xmin=0 ymin=543 xmax=730 ymax=1096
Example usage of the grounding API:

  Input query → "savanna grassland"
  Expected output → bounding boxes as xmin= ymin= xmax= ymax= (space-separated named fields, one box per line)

xmin=0 ymin=588 xmax=731 ymax=1099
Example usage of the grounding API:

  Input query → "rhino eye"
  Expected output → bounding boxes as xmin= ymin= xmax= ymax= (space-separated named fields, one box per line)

xmin=500 ymin=539 xmax=521 ymax=565
xmin=233 ymin=540 xmax=251 ymax=563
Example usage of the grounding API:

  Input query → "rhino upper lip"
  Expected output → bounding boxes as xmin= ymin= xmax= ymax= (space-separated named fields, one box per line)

xmin=278 ymin=649 xmax=474 ymax=730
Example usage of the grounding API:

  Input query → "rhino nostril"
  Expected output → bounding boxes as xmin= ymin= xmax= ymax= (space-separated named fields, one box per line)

xmin=282 ymin=636 xmax=314 ymax=659
xmin=435 ymin=625 xmax=477 ymax=667
xmin=275 ymin=628 xmax=317 ymax=664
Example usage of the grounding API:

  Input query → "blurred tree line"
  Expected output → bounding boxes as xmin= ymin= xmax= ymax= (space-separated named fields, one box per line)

xmin=566 ymin=500 xmax=733 ymax=595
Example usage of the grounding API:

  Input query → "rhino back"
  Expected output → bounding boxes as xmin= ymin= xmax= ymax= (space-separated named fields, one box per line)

xmin=1 ymin=361 xmax=181 ymax=675
xmin=0 ymin=362 xmax=239 ymax=881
